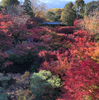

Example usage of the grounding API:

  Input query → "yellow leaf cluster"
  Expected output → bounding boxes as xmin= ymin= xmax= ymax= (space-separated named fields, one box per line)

xmin=78 ymin=10 xmax=99 ymax=35
xmin=88 ymin=43 xmax=99 ymax=63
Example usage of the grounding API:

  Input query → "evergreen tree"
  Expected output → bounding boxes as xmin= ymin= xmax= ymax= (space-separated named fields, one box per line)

xmin=1 ymin=0 xmax=20 ymax=8
xmin=62 ymin=2 xmax=76 ymax=26
xmin=46 ymin=11 xmax=55 ymax=21
xmin=23 ymin=0 xmax=34 ymax=17
xmin=74 ymin=0 xmax=85 ymax=17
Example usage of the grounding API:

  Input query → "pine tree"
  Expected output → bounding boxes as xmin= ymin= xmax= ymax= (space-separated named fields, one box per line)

xmin=23 ymin=0 xmax=34 ymax=17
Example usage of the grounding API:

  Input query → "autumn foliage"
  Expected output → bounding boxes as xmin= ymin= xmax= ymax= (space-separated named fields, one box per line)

xmin=57 ymin=59 xmax=99 ymax=100
xmin=0 ymin=10 xmax=99 ymax=100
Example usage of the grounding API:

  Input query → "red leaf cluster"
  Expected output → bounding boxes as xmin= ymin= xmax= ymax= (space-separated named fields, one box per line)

xmin=56 ymin=26 xmax=75 ymax=34
xmin=57 ymin=59 xmax=99 ymax=100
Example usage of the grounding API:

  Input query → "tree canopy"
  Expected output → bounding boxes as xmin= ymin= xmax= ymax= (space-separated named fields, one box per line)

xmin=46 ymin=11 xmax=55 ymax=21
xmin=85 ymin=1 xmax=99 ymax=15
xmin=46 ymin=8 xmax=63 ymax=22
xmin=23 ymin=0 xmax=34 ymax=17
xmin=1 ymin=0 xmax=20 ymax=8
xmin=74 ymin=0 xmax=85 ymax=17
xmin=62 ymin=2 xmax=76 ymax=25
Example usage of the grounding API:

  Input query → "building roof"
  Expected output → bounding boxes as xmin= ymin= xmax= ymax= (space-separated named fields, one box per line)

xmin=42 ymin=22 xmax=62 ymax=25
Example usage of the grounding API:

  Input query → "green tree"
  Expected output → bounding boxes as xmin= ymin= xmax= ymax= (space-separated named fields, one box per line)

xmin=74 ymin=0 xmax=85 ymax=17
xmin=30 ymin=70 xmax=62 ymax=100
xmin=62 ymin=2 xmax=76 ymax=26
xmin=23 ymin=0 xmax=34 ymax=17
xmin=54 ymin=9 xmax=63 ymax=21
xmin=1 ymin=0 xmax=20 ymax=8
xmin=85 ymin=1 xmax=99 ymax=15
xmin=46 ymin=11 xmax=55 ymax=21
xmin=54 ymin=13 xmax=61 ymax=21
xmin=46 ymin=8 xmax=63 ymax=21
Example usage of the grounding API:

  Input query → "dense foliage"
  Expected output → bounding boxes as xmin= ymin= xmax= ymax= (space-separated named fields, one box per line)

xmin=62 ymin=2 xmax=76 ymax=25
xmin=30 ymin=70 xmax=62 ymax=100
xmin=1 ymin=0 xmax=20 ymax=8
xmin=0 ymin=0 xmax=99 ymax=99
xmin=85 ymin=1 xmax=99 ymax=15
xmin=46 ymin=8 xmax=63 ymax=22
xmin=23 ymin=0 xmax=34 ymax=17
xmin=0 ymin=87 xmax=9 ymax=100
xmin=74 ymin=0 xmax=85 ymax=17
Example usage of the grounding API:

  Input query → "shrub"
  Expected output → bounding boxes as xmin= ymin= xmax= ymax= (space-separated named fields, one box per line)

xmin=16 ymin=89 xmax=35 ymax=100
xmin=34 ymin=42 xmax=48 ymax=51
xmin=38 ymin=51 xmax=58 ymax=63
xmin=31 ymin=17 xmax=44 ymax=25
xmin=0 ymin=73 xmax=11 ymax=88
xmin=44 ymin=32 xmax=71 ymax=51
xmin=95 ymin=34 xmax=99 ymax=42
xmin=57 ymin=26 xmax=75 ymax=34
xmin=57 ymin=59 xmax=99 ymax=100
xmin=73 ymin=30 xmax=88 ymax=37
xmin=76 ymin=10 xmax=99 ymax=36
xmin=7 ymin=22 xmax=27 ymax=46
xmin=0 ymin=30 xmax=14 ymax=52
xmin=49 ymin=41 xmax=70 ymax=51
xmin=0 ymin=12 xmax=28 ymax=47
xmin=87 ymin=42 xmax=99 ymax=64
xmin=30 ymin=70 xmax=62 ymax=100
xmin=0 ymin=87 xmax=9 ymax=100
xmin=0 ymin=53 xmax=6 ymax=66
xmin=38 ymin=50 xmax=71 ymax=77
xmin=8 ymin=42 xmax=38 ymax=72
xmin=15 ymin=71 xmax=31 ymax=89
xmin=9 ymin=42 xmax=38 ymax=63
xmin=73 ymin=17 xmax=81 ymax=29
xmin=30 ymin=61 xmax=40 ymax=72
xmin=0 ymin=52 xmax=13 ymax=71
xmin=26 ymin=20 xmax=37 ymax=29
xmin=25 ymin=17 xmax=44 ymax=29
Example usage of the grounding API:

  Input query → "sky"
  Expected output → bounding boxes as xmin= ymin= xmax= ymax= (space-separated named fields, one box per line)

xmin=39 ymin=0 xmax=98 ymax=8
xmin=0 ymin=0 xmax=98 ymax=8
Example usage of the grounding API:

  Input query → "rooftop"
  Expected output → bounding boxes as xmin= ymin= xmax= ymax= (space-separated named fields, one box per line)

xmin=42 ymin=22 xmax=62 ymax=25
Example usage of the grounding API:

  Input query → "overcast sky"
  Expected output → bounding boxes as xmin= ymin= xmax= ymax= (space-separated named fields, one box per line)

xmin=0 ymin=0 xmax=98 ymax=8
